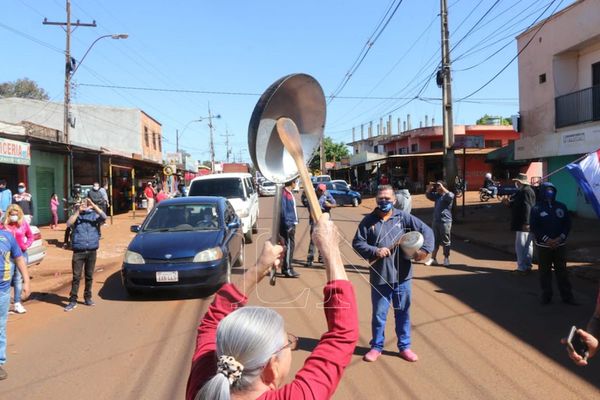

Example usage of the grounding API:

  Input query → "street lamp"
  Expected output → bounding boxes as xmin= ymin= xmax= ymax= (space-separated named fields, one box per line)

xmin=64 ymin=33 xmax=128 ymax=193
xmin=177 ymin=114 xmax=221 ymax=152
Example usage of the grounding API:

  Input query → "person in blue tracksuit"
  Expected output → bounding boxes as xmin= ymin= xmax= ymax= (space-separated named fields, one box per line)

xmin=353 ymin=184 xmax=434 ymax=363
xmin=530 ymin=182 xmax=575 ymax=305
xmin=279 ymin=180 xmax=299 ymax=278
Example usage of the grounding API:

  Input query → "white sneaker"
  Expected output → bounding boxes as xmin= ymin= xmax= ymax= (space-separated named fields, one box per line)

xmin=443 ymin=257 xmax=450 ymax=267
xmin=13 ymin=302 xmax=27 ymax=314
xmin=425 ymin=258 xmax=437 ymax=266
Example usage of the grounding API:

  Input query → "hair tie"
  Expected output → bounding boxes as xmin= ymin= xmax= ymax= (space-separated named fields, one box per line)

xmin=217 ymin=355 xmax=244 ymax=385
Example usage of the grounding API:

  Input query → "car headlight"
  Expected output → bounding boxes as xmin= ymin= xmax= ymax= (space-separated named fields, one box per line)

xmin=124 ymin=250 xmax=145 ymax=264
xmin=193 ymin=247 xmax=224 ymax=263
xmin=236 ymin=208 xmax=250 ymax=218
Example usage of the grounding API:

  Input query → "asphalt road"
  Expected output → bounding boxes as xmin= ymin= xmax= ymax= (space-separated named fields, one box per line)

xmin=1 ymin=195 xmax=599 ymax=399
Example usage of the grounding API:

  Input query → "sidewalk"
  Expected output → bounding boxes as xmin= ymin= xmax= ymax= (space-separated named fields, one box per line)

xmin=361 ymin=191 xmax=600 ymax=280
xmin=28 ymin=212 xmax=147 ymax=296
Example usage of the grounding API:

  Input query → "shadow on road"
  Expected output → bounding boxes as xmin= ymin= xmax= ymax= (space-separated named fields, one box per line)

xmin=422 ymin=262 xmax=600 ymax=389
xmin=97 ymin=271 xmax=217 ymax=302
xmin=29 ymin=291 xmax=71 ymax=308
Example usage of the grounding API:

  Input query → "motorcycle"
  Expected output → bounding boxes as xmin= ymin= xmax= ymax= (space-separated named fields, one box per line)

xmin=479 ymin=187 xmax=494 ymax=202
xmin=479 ymin=184 xmax=518 ymax=202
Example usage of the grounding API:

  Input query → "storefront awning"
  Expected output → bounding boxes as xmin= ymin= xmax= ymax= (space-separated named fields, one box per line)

xmin=486 ymin=142 xmax=531 ymax=166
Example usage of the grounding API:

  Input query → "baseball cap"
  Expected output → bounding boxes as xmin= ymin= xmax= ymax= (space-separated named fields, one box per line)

xmin=317 ymin=183 xmax=326 ymax=191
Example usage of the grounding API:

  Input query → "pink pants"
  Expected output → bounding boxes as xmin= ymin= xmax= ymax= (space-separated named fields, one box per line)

xmin=51 ymin=209 xmax=59 ymax=226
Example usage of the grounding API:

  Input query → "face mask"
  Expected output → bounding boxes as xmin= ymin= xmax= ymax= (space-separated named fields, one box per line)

xmin=377 ymin=199 xmax=393 ymax=212
xmin=18 ymin=188 xmax=25 ymax=193
xmin=9 ymin=215 xmax=18 ymax=223
xmin=542 ymin=189 xmax=554 ymax=201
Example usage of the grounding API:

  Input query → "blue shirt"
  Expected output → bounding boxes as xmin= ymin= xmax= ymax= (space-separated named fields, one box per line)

xmin=319 ymin=192 xmax=336 ymax=213
xmin=353 ymin=208 xmax=434 ymax=285
xmin=0 ymin=188 xmax=12 ymax=213
xmin=0 ymin=230 xmax=22 ymax=291
xmin=426 ymin=191 xmax=455 ymax=223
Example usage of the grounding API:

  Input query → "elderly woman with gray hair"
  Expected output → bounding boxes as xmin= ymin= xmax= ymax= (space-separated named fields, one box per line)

xmin=186 ymin=214 xmax=359 ymax=400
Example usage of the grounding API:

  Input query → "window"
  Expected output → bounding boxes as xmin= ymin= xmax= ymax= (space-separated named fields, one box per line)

xmin=144 ymin=127 xmax=149 ymax=147
xmin=430 ymin=140 xmax=443 ymax=149
xmin=539 ymin=73 xmax=546 ymax=84
xmin=152 ymin=132 xmax=157 ymax=150
xmin=158 ymin=135 xmax=162 ymax=152
xmin=485 ymin=139 xmax=502 ymax=148
xmin=189 ymin=178 xmax=245 ymax=199
xmin=410 ymin=144 xmax=418 ymax=153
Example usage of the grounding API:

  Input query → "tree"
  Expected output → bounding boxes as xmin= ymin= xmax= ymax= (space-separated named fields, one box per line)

xmin=0 ymin=78 xmax=49 ymax=100
xmin=476 ymin=114 xmax=511 ymax=126
xmin=309 ymin=136 xmax=350 ymax=172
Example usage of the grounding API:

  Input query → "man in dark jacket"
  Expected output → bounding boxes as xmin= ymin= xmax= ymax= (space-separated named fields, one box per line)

xmin=64 ymin=198 xmax=106 ymax=311
xmin=425 ymin=180 xmax=454 ymax=266
xmin=353 ymin=185 xmax=434 ymax=363
xmin=530 ymin=182 xmax=575 ymax=305
xmin=307 ymin=183 xmax=336 ymax=267
xmin=503 ymin=173 xmax=536 ymax=275
xmin=279 ymin=180 xmax=299 ymax=278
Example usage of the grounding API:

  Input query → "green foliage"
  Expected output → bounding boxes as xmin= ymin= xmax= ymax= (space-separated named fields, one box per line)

xmin=476 ymin=114 xmax=511 ymax=126
xmin=309 ymin=136 xmax=350 ymax=171
xmin=0 ymin=78 xmax=50 ymax=100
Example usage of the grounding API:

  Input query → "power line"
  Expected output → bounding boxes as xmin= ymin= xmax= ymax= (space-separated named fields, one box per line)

xmin=457 ymin=0 xmax=564 ymax=101
xmin=0 ymin=21 xmax=64 ymax=54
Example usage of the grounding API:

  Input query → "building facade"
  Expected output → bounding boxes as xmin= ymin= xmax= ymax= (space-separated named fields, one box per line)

xmin=515 ymin=0 xmax=600 ymax=216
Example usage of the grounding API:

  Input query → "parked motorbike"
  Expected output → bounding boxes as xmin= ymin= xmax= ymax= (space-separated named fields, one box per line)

xmin=479 ymin=187 xmax=494 ymax=202
xmin=479 ymin=184 xmax=518 ymax=202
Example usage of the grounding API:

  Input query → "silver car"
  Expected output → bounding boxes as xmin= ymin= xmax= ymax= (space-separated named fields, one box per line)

xmin=259 ymin=181 xmax=277 ymax=196
xmin=26 ymin=225 xmax=46 ymax=266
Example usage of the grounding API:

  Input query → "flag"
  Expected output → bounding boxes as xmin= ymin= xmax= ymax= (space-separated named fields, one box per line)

xmin=566 ymin=149 xmax=600 ymax=218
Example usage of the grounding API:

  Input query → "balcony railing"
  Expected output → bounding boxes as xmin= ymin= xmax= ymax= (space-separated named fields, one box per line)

xmin=555 ymin=85 xmax=600 ymax=128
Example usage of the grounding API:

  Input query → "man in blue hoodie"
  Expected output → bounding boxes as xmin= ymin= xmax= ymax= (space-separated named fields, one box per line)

xmin=64 ymin=198 xmax=107 ymax=311
xmin=353 ymin=185 xmax=434 ymax=363
xmin=279 ymin=180 xmax=299 ymax=278
xmin=0 ymin=179 xmax=12 ymax=214
xmin=530 ymin=182 xmax=575 ymax=305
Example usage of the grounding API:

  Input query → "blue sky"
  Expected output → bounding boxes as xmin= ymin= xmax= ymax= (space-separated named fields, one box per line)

xmin=1 ymin=0 xmax=573 ymax=162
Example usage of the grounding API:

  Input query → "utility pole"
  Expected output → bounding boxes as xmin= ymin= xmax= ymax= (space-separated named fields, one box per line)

xmin=221 ymin=128 xmax=233 ymax=163
xmin=440 ymin=0 xmax=457 ymax=190
xmin=44 ymin=0 xmax=96 ymax=192
xmin=208 ymin=104 xmax=215 ymax=172
xmin=320 ymin=136 xmax=326 ymax=174
xmin=175 ymin=129 xmax=179 ymax=152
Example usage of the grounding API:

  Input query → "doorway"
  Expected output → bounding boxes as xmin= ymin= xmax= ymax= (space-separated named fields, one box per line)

xmin=36 ymin=167 xmax=55 ymax=225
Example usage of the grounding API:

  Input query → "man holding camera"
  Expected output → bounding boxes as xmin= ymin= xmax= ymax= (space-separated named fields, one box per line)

xmin=64 ymin=198 xmax=106 ymax=312
xmin=425 ymin=181 xmax=455 ymax=267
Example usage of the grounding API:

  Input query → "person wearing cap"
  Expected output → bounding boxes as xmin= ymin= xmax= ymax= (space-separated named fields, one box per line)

xmin=187 ymin=214 xmax=359 ymax=400
xmin=530 ymin=182 xmax=576 ymax=305
xmin=503 ymin=173 xmax=536 ymax=275
xmin=279 ymin=180 xmax=299 ymax=278
xmin=0 ymin=179 xmax=12 ymax=215
xmin=352 ymin=184 xmax=433 ymax=363
xmin=144 ymin=182 xmax=156 ymax=213
xmin=12 ymin=183 xmax=33 ymax=224
xmin=306 ymin=183 xmax=336 ymax=267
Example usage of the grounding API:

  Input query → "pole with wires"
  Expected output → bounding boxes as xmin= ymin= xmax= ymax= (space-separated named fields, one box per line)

xmin=440 ymin=0 xmax=457 ymax=192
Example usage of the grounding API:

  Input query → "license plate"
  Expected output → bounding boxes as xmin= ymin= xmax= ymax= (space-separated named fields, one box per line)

xmin=156 ymin=271 xmax=178 ymax=282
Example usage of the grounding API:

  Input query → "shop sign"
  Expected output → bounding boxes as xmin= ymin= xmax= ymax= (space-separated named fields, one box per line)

xmin=453 ymin=135 xmax=484 ymax=149
xmin=0 ymin=138 xmax=30 ymax=165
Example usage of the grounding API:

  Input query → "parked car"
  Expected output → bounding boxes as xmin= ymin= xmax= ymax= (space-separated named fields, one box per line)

xmin=311 ymin=174 xmax=331 ymax=183
xmin=301 ymin=181 xmax=362 ymax=207
xmin=188 ymin=173 xmax=259 ymax=243
xmin=26 ymin=225 xmax=46 ymax=266
xmin=258 ymin=180 xmax=277 ymax=197
xmin=121 ymin=197 xmax=244 ymax=295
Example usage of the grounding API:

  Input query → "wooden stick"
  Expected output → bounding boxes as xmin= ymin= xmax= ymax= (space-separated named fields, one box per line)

xmin=276 ymin=117 xmax=323 ymax=223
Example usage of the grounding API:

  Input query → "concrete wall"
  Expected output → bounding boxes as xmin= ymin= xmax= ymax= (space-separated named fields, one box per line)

xmin=0 ymin=98 xmax=143 ymax=155
xmin=517 ymin=0 xmax=600 ymax=144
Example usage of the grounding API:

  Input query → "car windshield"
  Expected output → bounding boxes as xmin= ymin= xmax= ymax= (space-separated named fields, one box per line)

xmin=143 ymin=204 xmax=221 ymax=231
xmin=189 ymin=178 xmax=245 ymax=199
xmin=261 ymin=181 xmax=275 ymax=187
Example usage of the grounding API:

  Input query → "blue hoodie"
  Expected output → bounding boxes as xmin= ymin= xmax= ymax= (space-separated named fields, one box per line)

xmin=0 ymin=188 xmax=12 ymax=213
xmin=530 ymin=182 xmax=571 ymax=247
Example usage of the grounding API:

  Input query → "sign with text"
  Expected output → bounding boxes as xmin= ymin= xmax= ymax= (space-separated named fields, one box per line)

xmin=0 ymin=138 xmax=30 ymax=165
xmin=452 ymin=135 xmax=484 ymax=149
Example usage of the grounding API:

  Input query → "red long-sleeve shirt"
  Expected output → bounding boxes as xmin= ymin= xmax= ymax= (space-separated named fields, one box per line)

xmin=186 ymin=280 xmax=359 ymax=400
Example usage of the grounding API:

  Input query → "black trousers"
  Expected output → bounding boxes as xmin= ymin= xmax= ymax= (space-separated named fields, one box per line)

xmin=537 ymin=245 xmax=573 ymax=301
xmin=280 ymin=226 xmax=296 ymax=273
xmin=69 ymin=250 xmax=97 ymax=302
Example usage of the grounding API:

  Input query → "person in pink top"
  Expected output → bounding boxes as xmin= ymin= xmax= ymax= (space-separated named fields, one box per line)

xmin=50 ymin=193 xmax=60 ymax=229
xmin=187 ymin=213 xmax=359 ymax=400
xmin=1 ymin=205 xmax=33 ymax=314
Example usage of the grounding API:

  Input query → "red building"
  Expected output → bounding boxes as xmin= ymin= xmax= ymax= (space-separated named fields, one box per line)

xmin=378 ymin=125 xmax=519 ymax=191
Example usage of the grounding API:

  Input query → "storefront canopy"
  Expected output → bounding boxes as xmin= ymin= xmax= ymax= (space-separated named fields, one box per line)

xmin=485 ymin=142 xmax=531 ymax=166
